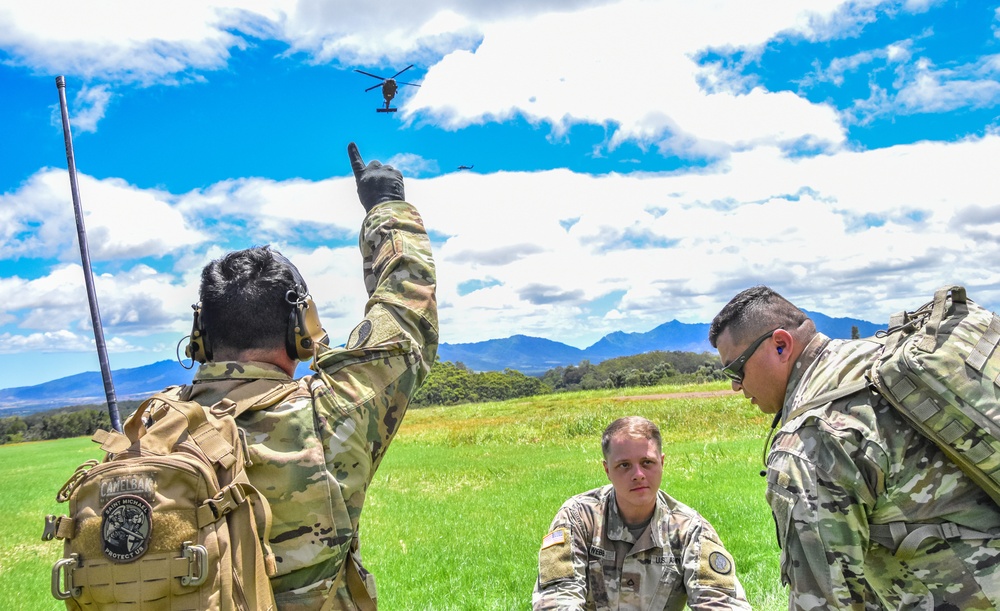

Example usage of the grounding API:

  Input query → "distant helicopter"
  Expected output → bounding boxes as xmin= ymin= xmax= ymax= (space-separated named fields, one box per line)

xmin=354 ymin=65 xmax=420 ymax=113
xmin=457 ymin=165 xmax=474 ymax=170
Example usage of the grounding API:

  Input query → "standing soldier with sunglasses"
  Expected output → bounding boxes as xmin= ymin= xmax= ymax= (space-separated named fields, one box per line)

xmin=708 ymin=286 xmax=1000 ymax=610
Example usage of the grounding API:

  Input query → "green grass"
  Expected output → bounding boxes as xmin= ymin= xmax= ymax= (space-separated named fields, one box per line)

xmin=1 ymin=383 xmax=786 ymax=610
xmin=0 ymin=437 xmax=103 ymax=610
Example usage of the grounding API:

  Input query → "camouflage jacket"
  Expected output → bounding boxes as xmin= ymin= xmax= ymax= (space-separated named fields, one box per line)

xmin=176 ymin=201 xmax=437 ymax=610
xmin=532 ymin=485 xmax=750 ymax=611
xmin=767 ymin=333 xmax=1000 ymax=610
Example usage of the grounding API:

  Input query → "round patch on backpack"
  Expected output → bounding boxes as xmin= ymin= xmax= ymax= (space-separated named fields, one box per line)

xmin=101 ymin=495 xmax=153 ymax=563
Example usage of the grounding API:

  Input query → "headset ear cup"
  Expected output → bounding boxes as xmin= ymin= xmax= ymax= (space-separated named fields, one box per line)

xmin=286 ymin=308 xmax=301 ymax=361
xmin=185 ymin=304 xmax=211 ymax=363
xmin=287 ymin=298 xmax=327 ymax=361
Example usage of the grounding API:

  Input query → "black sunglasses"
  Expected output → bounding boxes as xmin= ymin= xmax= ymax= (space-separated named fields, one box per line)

xmin=721 ymin=327 xmax=782 ymax=383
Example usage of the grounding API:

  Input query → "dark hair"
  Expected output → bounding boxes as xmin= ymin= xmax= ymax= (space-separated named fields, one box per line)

xmin=602 ymin=416 xmax=662 ymax=457
xmin=708 ymin=285 xmax=811 ymax=348
xmin=198 ymin=246 xmax=302 ymax=355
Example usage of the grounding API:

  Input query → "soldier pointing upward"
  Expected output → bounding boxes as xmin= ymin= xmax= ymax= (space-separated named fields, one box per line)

xmin=178 ymin=142 xmax=437 ymax=609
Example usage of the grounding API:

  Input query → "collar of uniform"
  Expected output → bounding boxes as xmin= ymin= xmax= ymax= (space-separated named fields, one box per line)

xmin=193 ymin=360 xmax=292 ymax=382
xmin=605 ymin=487 xmax=668 ymax=551
xmin=780 ymin=333 xmax=830 ymax=422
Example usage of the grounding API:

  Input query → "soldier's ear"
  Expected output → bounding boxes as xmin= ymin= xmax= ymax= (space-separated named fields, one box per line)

xmin=772 ymin=329 xmax=793 ymax=360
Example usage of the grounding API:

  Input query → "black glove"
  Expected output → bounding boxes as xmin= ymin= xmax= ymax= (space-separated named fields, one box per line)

xmin=348 ymin=142 xmax=405 ymax=212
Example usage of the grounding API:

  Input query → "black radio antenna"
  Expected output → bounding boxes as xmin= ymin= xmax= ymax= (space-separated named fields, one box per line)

xmin=55 ymin=75 xmax=122 ymax=433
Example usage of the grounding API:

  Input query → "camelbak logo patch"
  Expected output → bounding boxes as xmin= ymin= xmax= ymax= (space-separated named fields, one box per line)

xmin=100 ymin=473 xmax=155 ymax=504
xmin=102 ymin=495 xmax=153 ymax=563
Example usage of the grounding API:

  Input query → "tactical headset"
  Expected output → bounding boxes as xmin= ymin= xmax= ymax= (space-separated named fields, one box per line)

xmin=185 ymin=252 xmax=328 ymax=364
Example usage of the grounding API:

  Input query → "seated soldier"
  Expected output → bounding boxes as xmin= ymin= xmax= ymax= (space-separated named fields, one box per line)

xmin=532 ymin=416 xmax=751 ymax=611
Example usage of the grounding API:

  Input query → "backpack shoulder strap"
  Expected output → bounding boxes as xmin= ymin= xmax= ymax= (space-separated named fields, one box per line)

xmin=210 ymin=378 xmax=302 ymax=419
xmin=786 ymin=379 xmax=872 ymax=422
xmin=92 ymin=386 xmax=187 ymax=453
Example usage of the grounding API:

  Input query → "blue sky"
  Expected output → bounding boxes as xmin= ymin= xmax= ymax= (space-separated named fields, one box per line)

xmin=1 ymin=0 xmax=999 ymax=389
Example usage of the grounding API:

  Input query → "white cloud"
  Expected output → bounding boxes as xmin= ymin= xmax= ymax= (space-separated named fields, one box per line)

xmin=0 ymin=168 xmax=207 ymax=261
xmin=385 ymin=153 xmax=440 ymax=177
xmin=803 ymin=39 xmax=913 ymax=87
xmin=1 ymin=0 xmax=886 ymax=152
xmin=412 ymin=133 xmax=1000 ymax=346
xmin=0 ymin=0 xmax=612 ymax=83
xmin=0 ymin=263 xmax=193 ymax=336
xmin=404 ymin=0 xmax=854 ymax=158
xmin=48 ymin=83 xmax=115 ymax=133
xmin=0 ymin=329 xmax=145 ymax=354
xmin=0 ymin=1 xmax=250 ymax=84
xmin=174 ymin=175 xmax=363 ymax=242
xmin=2 ymin=116 xmax=997 ymax=356
xmin=893 ymin=55 xmax=1000 ymax=114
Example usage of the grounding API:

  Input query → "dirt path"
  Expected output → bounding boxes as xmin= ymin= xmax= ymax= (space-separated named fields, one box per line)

xmin=610 ymin=389 xmax=738 ymax=401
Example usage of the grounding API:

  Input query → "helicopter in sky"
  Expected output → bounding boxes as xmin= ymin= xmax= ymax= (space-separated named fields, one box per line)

xmin=457 ymin=165 xmax=474 ymax=170
xmin=354 ymin=65 xmax=420 ymax=113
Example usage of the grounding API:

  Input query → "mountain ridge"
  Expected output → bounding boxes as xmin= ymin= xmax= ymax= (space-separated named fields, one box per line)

xmin=0 ymin=310 xmax=883 ymax=415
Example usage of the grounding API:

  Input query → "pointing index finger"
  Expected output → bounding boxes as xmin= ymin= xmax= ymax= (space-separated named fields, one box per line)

xmin=348 ymin=142 xmax=365 ymax=178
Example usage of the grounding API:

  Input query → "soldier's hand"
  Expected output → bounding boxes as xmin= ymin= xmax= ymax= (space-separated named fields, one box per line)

xmin=348 ymin=142 xmax=405 ymax=213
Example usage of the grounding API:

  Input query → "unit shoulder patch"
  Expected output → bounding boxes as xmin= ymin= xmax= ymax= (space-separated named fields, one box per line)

xmin=698 ymin=537 xmax=737 ymax=591
xmin=347 ymin=319 xmax=373 ymax=349
xmin=709 ymin=551 xmax=732 ymax=574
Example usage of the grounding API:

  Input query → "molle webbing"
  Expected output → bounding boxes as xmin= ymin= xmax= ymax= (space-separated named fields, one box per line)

xmin=869 ymin=521 xmax=996 ymax=560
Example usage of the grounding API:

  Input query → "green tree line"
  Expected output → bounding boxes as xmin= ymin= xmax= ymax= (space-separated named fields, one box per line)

xmin=411 ymin=360 xmax=550 ymax=407
xmin=0 ymin=401 xmax=142 ymax=445
xmin=0 ymin=351 xmax=725 ymax=442
xmin=539 ymin=350 xmax=724 ymax=391
xmin=410 ymin=350 xmax=724 ymax=406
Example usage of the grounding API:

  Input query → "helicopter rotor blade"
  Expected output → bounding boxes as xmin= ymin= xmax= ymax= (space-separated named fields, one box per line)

xmin=364 ymin=83 xmax=383 ymax=92
xmin=390 ymin=64 xmax=414 ymax=79
xmin=396 ymin=81 xmax=421 ymax=87
xmin=354 ymin=69 xmax=386 ymax=81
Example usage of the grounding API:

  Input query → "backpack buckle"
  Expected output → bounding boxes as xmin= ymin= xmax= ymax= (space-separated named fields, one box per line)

xmin=940 ymin=522 xmax=961 ymax=539
xmin=51 ymin=553 xmax=80 ymax=600
xmin=181 ymin=541 xmax=208 ymax=587
xmin=42 ymin=515 xmax=57 ymax=541
xmin=206 ymin=485 xmax=246 ymax=519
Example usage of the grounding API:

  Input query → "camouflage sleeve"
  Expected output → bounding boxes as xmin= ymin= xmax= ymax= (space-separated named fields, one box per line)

xmin=766 ymin=420 xmax=882 ymax=611
xmin=360 ymin=199 xmax=438 ymax=370
xmin=299 ymin=200 xmax=437 ymax=563
xmin=532 ymin=504 xmax=590 ymax=611
xmin=312 ymin=199 xmax=438 ymax=464
xmin=680 ymin=517 xmax=752 ymax=610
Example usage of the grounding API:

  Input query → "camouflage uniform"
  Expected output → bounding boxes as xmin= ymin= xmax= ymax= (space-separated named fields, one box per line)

xmin=532 ymin=484 xmax=750 ymax=610
xmin=767 ymin=333 xmax=1000 ymax=610
xmin=175 ymin=201 xmax=437 ymax=610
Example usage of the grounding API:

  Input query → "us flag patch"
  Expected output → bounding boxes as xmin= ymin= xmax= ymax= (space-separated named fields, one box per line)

xmin=541 ymin=528 xmax=567 ymax=549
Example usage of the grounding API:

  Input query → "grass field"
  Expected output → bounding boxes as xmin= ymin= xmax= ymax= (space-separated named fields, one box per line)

xmin=1 ymin=382 xmax=787 ymax=610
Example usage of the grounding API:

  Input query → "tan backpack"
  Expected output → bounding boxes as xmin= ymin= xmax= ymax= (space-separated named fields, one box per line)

xmin=794 ymin=285 xmax=1000 ymax=507
xmin=43 ymin=379 xmax=298 ymax=610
